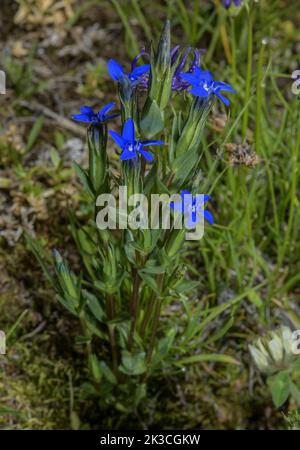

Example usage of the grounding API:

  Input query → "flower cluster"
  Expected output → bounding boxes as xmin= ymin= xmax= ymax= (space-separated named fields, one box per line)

xmin=72 ymin=53 xmax=235 ymax=156
xmin=70 ymin=28 xmax=236 ymax=238
xmin=249 ymin=326 xmax=298 ymax=375
xmin=222 ymin=0 xmax=243 ymax=8
xmin=124 ymin=46 xmax=203 ymax=92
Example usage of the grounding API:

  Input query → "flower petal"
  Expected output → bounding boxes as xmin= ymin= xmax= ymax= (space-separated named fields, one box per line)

xmin=203 ymin=209 xmax=214 ymax=224
xmin=72 ymin=114 xmax=92 ymax=123
xmin=189 ymin=86 xmax=209 ymax=97
xmin=122 ymin=118 xmax=135 ymax=142
xmin=130 ymin=64 xmax=150 ymax=79
xmin=120 ymin=150 xmax=136 ymax=161
xmin=199 ymin=69 xmax=214 ymax=84
xmin=79 ymin=106 xmax=94 ymax=114
xmin=131 ymin=49 xmax=148 ymax=70
xmin=108 ymin=59 xmax=124 ymax=81
xmin=180 ymin=72 xmax=200 ymax=85
xmin=109 ymin=130 xmax=126 ymax=149
xmin=99 ymin=101 xmax=115 ymax=117
xmin=216 ymin=92 xmax=230 ymax=106
xmin=214 ymin=81 xmax=236 ymax=93
xmin=139 ymin=149 xmax=153 ymax=161
xmin=142 ymin=140 xmax=164 ymax=147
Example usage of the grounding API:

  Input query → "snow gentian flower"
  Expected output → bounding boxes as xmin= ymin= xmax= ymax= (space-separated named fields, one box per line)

xmin=72 ymin=102 xmax=119 ymax=124
xmin=109 ymin=118 xmax=164 ymax=162
xmin=222 ymin=0 xmax=243 ymax=8
xmin=180 ymin=68 xmax=235 ymax=106
xmin=170 ymin=190 xmax=214 ymax=227
xmin=171 ymin=47 xmax=202 ymax=91
xmin=133 ymin=47 xmax=203 ymax=92
xmin=108 ymin=58 xmax=150 ymax=85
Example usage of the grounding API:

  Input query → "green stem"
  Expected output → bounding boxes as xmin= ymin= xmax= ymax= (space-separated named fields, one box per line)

xmin=106 ymin=294 xmax=119 ymax=378
xmin=128 ymin=267 xmax=140 ymax=350
xmin=140 ymin=291 xmax=156 ymax=337
xmin=241 ymin=10 xmax=253 ymax=141
xmin=144 ymin=275 xmax=165 ymax=375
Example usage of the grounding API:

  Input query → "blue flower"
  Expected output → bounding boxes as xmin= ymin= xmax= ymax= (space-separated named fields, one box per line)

xmin=171 ymin=46 xmax=202 ymax=91
xmin=180 ymin=68 xmax=236 ymax=106
xmin=109 ymin=118 xmax=164 ymax=162
xmin=170 ymin=190 xmax=214 ymax=227
xmin=132 ymin=47 xmax=203 ymax=92
xmin=72 ymin=102 xmax=119 ymax=124
xmin=108 ymin=58 xmax=150 ymax=85
xmin=222 ymin=0 xmax=243 ymax=8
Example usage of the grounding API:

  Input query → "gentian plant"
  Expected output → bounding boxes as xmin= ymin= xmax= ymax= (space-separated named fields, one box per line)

xmin=27 ymin=21 xmax=236 ymax=414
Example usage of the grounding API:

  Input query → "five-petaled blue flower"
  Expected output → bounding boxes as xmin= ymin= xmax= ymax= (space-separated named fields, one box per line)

xmin=180 ymin=68 xmax=235 ymax=106
xmin=109 ymin=118 xmax=164 ymax=162
xmin=108 ymin=59 xmax=150 ymax=85
xmin=72 ymin=102 xmax=119 ymax=124
xmin=170 ymin=190 xmax=214 ymax=228
xmin=222 ymin=0 xmax=243 ymax=8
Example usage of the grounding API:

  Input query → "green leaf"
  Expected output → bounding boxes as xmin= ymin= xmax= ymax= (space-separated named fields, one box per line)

xmin=90 ymin=354 xmax=117 ymax=384
xmin=141 ymin=263 xmax=166 ymax=275
xmin=57 ymin=294 xmax=77 ymax=316
xmin=172 ymin=146 xmax=199 ymax=184
xmin=81 ymin=382 xmax=98 ymax=396
xmin=291 ymin=358 xmax=300 ymax=372
xmin=50 ymin=148 xmax=61 ymax=168
xmin=74 ymin=335 xmax=92 ymax=345
xmin=84 ymin=313 xmax=107 ymax=340
xmin=26 ymin=116 xmax=44 ymax=152
xmin=82 ymin=290 xmax=104 ymax=322
xmin=134 ymin=384 xmax=147 ymax=408
xmin=90 ymin=353 xmax=102 ymax=382
xmin=206 ymin=315 xmax=235 ymax=345
xmin=175 ymin=353 xmax=241 ymax=366
xmin=54 ymin=130 xmax=65 ymax=150
xmin=269 ymin=371 xmax=290 ymax=408
xmin=152 ymin=328 xmax=177 ymax=367
xmin=172 ymin=280 xmax=200 ymax=294
xmin=139 ymin=271 xmax=160 ymax=294
xmin=120 ymin=351 xmax=147 ymax=375
xmin=140 ymin=99 xmax=164 ymax=137
xmin=6 ymin=309 xmax=29 ymax=342
xmin=72 ymin=162 xmax=95 ymax=197
xmin=248 ymin=290 xmax=263 ymax=309
xmin=289 ymin=380 xmax=300 ymax=405
xmin=25 ymin=233 xmax=54 ymax=287
xmin=98 ymin=360 xmax=118 ymax=384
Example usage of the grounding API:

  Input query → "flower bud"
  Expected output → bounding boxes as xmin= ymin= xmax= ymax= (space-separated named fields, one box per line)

xmin=155 ymin=20 xmax=171 ymax=74
xmin=87 ymin=124 xmax=108 ymax=196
